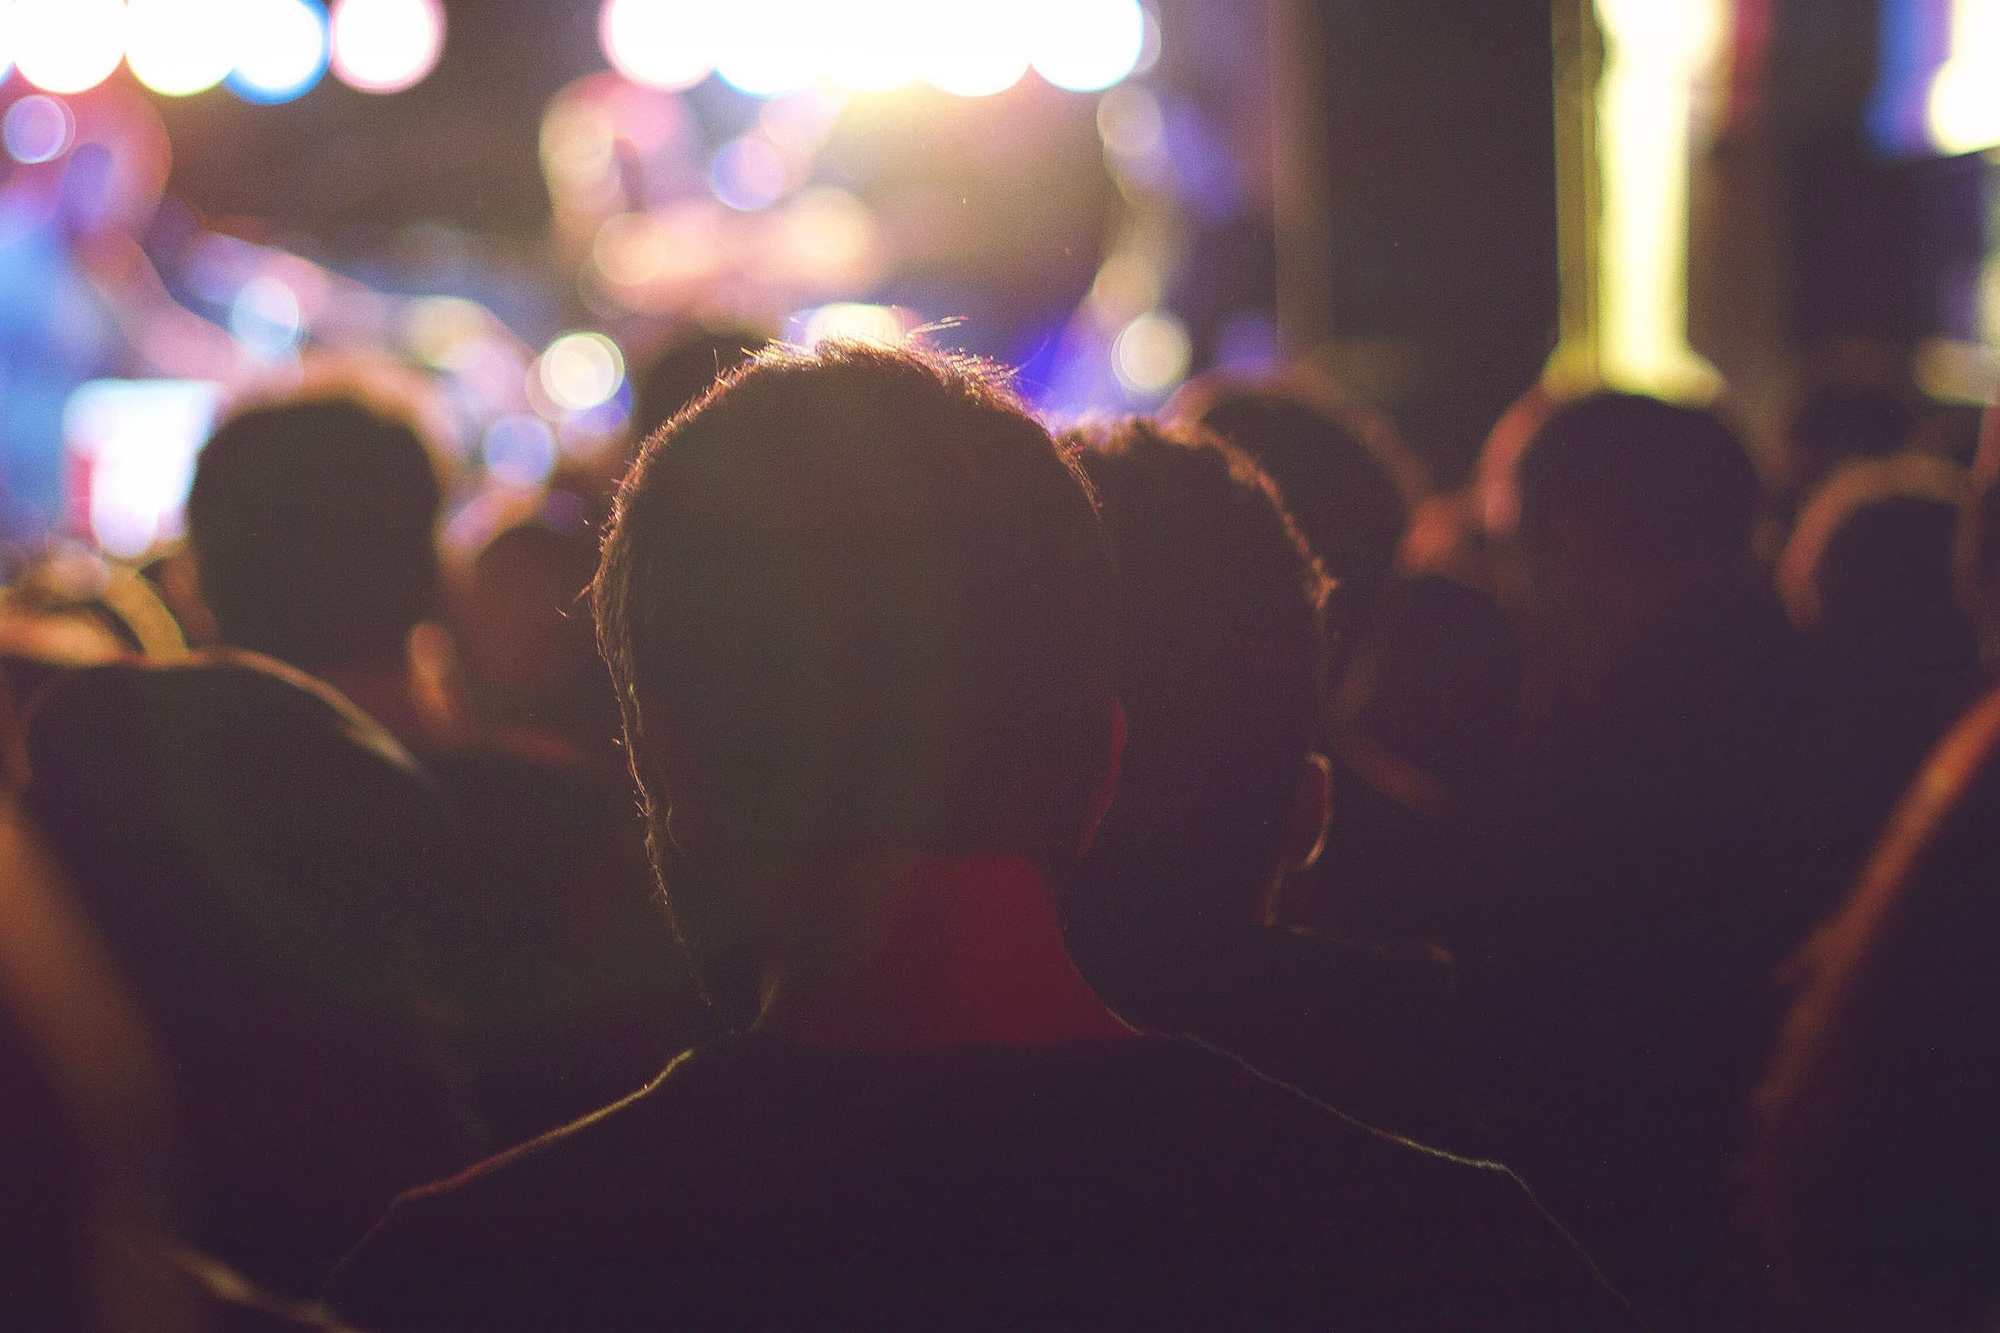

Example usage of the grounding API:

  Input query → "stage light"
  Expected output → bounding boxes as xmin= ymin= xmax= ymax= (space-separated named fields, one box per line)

xmin=329 ymin=0 xmax=444 ymax=94
xmin=538 ymin=331 xmax=625 ymax=413
xmin=1592 ymin=0 xmax=1726 ymax=399
xmin=709 ymin=135 xmax=788 ymax=211
xmin=801 ymin=303 xmax=906 ymax=348
xmin=923 ymin=0 xmax=1030 ymax=97
xmin=1928 ymin=0 xmax=2000 ymax=155
xmin=1031 ymin=0 xmax=1144 ymax=93
xmin=12 ymin=0 xmax=129 ymax=95
xmin=711 ymin=0 xmax=820 ymax=97
xmin=599 ymin=0 xmax=712 ymax=92
xmin=65 ymin=379 xmax=221 ymax=560
xmin=482 ymin=414 xmax=559 ymax=489
xmin=822 ymin=0 xmax=925 ymax=92
xmin=1112 ymin=310 xmax=1190 ymax=397
xmin=3 ymin=95 xmax=75 ymax=164
xmin=227 ymin=0 xmax=330 ymax=104
xmin=126 ymin=0 xmax=237 ymax=96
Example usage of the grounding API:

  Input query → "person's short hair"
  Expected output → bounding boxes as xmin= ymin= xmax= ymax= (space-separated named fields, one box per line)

xmin=1065 ymin=419 xmax=1331 ymax=912
xmin=594 ymin=341 xmax=1116 ymax=865
xmin=1777 ymin=453 xmax=1968 ymax=641
xmin=186 ymin=396 xmax=442 ymax=672
xmin=1184 ymin=385 xmax=1415 ymax=630
xmin=1513 ymin=391 xmax=1760 ymax=570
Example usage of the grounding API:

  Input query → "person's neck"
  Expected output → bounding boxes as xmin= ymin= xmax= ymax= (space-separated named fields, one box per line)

xmin=756 ymin=854 xmax=1136 ymax=1049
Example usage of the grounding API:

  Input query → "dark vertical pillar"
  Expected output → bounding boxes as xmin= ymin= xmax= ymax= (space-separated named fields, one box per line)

xmin=1280 ymin=0 xmax=1561 ymax=479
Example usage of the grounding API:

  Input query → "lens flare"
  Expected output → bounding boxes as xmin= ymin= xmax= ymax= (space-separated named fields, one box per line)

xmin=12 ymin=0 xmax=129 ymax=95
xmin=228 ymin=0 xmax=330 ymax=104
xmin=329 ymin=0 xmax=445 ymax=94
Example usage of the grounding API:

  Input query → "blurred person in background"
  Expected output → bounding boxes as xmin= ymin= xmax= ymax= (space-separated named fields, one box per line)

xmin=1777 ymin=453 xmax=1982 ymax=903
xmin=184 ymin=391 xmax=711 ymax=1152
xmin=332 ymin=343 xmax=1637 ymax=1331
xmin=1062 ymin=419 xmax=1464 ymax=1145
xmin=1748 ymin=675 xmax=2000 ymax=1333
xmin=1465 ymin=389 xmax=1808 ymax=1328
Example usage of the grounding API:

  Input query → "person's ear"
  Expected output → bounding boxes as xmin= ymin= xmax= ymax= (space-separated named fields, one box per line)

xmin=1076 ymin=700 xmax=1127 ymax=859
xmin=1278 ymin=751 xmax=1332 ymax=873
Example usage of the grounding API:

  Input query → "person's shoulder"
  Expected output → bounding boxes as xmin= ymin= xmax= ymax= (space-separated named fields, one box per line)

xmin=1130 ymin=1039 xmax=1644 ymax=1328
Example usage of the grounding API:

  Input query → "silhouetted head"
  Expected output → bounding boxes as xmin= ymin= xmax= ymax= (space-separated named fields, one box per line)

xmin=1185 ymin=384 xmax=1416 ymax=655
xmin=1066 ymin=419 xmax=1332 ymax=928
xmin=1499 ymin=393 xmax=1759 ymax=663
xmin=1786 ymin=383 xmax=1916 ymax=496
xmin=1750 ymin=685 xmax=2000 ymax=1330
xmin=594 ymin=343 xmax=1117 ymax=1016
xmin=1779 ymin=454 xmax=1973 ymax=673
xmin=186 ymin=396 xmax=442 ymax=676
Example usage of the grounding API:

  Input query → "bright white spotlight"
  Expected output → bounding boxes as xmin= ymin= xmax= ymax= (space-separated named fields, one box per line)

xmin=329 ymin=0 xmax=445 ymax=94
xmin=599 ymin=0 xmax=713 ymax=92
xmin=711 ymin=0 xmax=823 ymax=98
xmin=127 ymin=0 xmax=239 ymax=96
xmin=1112 ymin=310 xmax=1191 ymax=397
xmin=923 ymin=0 xmax=1031 ymax=97
xmin=1031 ymin=0 xmax=1144 ymax=93
xmin=800 ymin=303 xmax=907 ymax=348
xmin=538 ymin=332 xmax=626 ymax=413
xmin=822 ymin=0 xmax=927 ymax=92
xmin=12 ymin=0 xmax=129 ymax=95
xmin=1927 ymin=0 xmax=2000 ymax=155
xmin=228 ymin=0 xmax=331 ymax=104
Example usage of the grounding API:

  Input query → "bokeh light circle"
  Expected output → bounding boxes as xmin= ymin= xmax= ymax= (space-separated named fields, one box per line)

xmin=228 ymin=0 xmax=331 ymax=104
xmin=923 ymin=0 xmax=1031 ymax=97
xmin=538 ymin=332 xmax=626 ymax=413
xmin=3 ymin=94 xmax=75 ymax=164
xmin=329 ymin=0 xmax=445 ymax=94
xmin=1031 ymin=0 xmax=1145 ymax=93
xmin=12 ymin=0 xmax=130 ymax=95
xmin=126 ymin=0 xmax=238 ymax=95
xmin=1113 ymin=310 xmax=1191 ymax=397
xmin=599 ymin=0 xmax=713 ymax=92
xmin=709 ymin=136 xmax=789 ymax=211
xmin=711 ymin=0 xmax=822 ymax=97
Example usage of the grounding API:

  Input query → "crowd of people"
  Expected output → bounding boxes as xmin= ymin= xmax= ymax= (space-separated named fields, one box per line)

xmin=2 ymin=324 xmax=1997 ymax=1330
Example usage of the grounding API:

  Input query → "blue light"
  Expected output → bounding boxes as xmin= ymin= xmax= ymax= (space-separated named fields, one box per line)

xmin=226 ymin=0 xmax=332 ymax=105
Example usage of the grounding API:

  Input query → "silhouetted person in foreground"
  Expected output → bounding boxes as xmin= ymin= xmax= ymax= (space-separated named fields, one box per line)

xmin=331 ymin=344 xmax=1637 ymax=1331
xmin=1749 ymin=678 xmax=2000 ymax=1332
xmin=1469 ymin=390 xmax=1808 ymax=1328
xmin=1062 ymin=420 xmax=1462 ymax=1143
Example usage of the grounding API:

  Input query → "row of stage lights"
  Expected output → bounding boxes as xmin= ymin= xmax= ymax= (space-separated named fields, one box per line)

xmin=0 ymin=0 xmax=1148 ymax=107
xmin=0 ymin=0 xmax=444 ymax=103
xmin=601 ymin=0 xmax=1150 ymax=97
